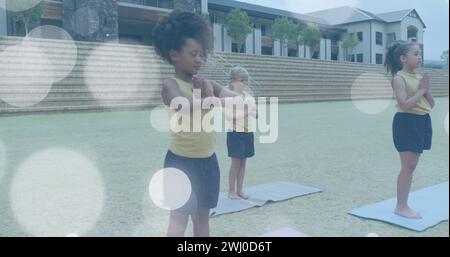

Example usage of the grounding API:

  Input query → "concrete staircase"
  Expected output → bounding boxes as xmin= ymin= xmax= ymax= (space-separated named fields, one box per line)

xmin=0 ymin=36 xmax=173 ymax=115
xmin=206 ymin=52 xmax=449 ymax=103
xmin=1 ymin=36 xmax=448 ymax=115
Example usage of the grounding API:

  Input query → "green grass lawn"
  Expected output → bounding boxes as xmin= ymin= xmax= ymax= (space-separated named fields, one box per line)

xmin=0 ymin=97 xmax=448 ymax=237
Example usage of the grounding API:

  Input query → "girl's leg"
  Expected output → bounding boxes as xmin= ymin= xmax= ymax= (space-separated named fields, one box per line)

xmin=395 ymin=152 xmax=422 ymax=219
xmin=237 ymin=159 xmax=249 ymax=199
xmin=167 ymin=210 xmax=189 ymax=237
xmin=192 ymin=208 xmax=211 ymax=237
xmin=229 ymin=158 xmax=242 ymax=199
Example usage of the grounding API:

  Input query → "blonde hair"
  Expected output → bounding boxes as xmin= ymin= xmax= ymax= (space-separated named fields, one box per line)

xmin=230 ymin=66 xmax=249 ymax=82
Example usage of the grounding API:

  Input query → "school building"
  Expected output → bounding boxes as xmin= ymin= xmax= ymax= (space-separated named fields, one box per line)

xmin=0 ymin=0 xmax=426 ymax=64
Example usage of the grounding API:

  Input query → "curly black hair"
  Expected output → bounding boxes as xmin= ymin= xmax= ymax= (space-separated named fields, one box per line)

xmin=152 ymin=10 xmax=213 ymax=65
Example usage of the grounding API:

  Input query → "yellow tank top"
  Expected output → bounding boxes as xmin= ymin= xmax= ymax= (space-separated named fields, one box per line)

xmin=395 ymin=71 xmax=431 ymax=115
xmin=226 ymin=91 xmax=256 ymax=133
xmin=167 ymin=78 xmax=216 ymax=158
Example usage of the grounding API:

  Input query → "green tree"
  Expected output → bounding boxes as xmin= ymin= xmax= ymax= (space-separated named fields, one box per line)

xmin=441 ymin=50 xmax=449 ymax=66
xmin=299 ymin=25 xmax=321 ymax=59
xmin=224 ymin=9 xmax=253 ymax=53
xmin=342 ymin=34 xmax=359 ymax=62
xmin=271 ymin=17 xmax=300 ymax=56
xmin=7 ymin=0 xmax=43 ymax=34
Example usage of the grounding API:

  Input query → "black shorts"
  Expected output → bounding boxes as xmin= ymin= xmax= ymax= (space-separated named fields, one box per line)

xmin=163 ymin=151 xmax=220 ymax=215
xmin=393 ymin=113 xmax=433 ymax=154
xmin=227 ymin=131 xmax=255 ymax=159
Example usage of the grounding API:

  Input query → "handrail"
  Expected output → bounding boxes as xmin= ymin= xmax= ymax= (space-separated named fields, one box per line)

xmin=206 ymin=53 xmax=262 ymax=94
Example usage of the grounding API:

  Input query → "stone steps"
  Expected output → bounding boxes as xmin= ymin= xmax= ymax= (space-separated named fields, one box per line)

xmin=0 ymin=36 xmax=448 ymax=115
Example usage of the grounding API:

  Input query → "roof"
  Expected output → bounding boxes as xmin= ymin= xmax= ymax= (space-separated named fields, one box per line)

xmin=356 ymin=8 xmax=384 ymax=21
xmin=208 ymin=0 xmax=331 ymax=26
xmin=208 ymin=1 xmax=426 ymax=30
xmin=306 ymin=6 xmax=382 ymax=25
xmin=377 ymin=9 xmax=414 ymax=22
xmin=377 ymin=9 xmax=426 ymax=28
xmin=306 ymin=6 xmax=426 ymax=28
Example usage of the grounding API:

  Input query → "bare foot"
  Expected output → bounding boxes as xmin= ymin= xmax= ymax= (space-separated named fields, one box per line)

xmin=237 ymin=191 xmax=250 ymax=200
xmin=228 ymin=192 xmax=240 ymax=200
xmin=395 ymin=206 xmax=423 ymax=219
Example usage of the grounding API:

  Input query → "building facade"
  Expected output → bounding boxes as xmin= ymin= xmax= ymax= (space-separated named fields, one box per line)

xmin=0 ymin=0 xmax=6 ymax=36
xmin=306 ymin=6 xmax=426 ymax=64
xmin=0 ymin=0 xmax=426 ymax=64
xmin=2 ymin=0 xmax=207 ymax=44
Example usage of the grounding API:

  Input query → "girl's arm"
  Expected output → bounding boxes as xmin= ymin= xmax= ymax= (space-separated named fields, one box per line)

xmin=162 ymin=78 xmax=239 ymax=115
xmin=422 ymin=74 xmax=435 ymax=109
xmin=162 ymin=78 xmax=214 ymax=114
xmin=425 ymin=91 xmax=435 ymax=109
xmin=211 ymin=80 xmax=240 ymax=98
xmin=392 ymin=76 xmax=429 ymax=112
xmin=210 ymin=80 xmax=241 ymax=108
xmin=210 ymin=80 xmax=258 ymax=119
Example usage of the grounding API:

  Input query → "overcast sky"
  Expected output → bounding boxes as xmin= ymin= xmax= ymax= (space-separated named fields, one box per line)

xmin=239 ymin=0 xmax=449 ymax=60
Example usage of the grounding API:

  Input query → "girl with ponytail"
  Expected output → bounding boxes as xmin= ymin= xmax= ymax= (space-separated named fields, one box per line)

xmin=385 ymin=41 xmax=435 ymax=219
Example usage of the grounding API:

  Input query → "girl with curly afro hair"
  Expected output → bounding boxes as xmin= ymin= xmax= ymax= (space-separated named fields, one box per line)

xmin=152 ymin=10 xmax=240 ymax=237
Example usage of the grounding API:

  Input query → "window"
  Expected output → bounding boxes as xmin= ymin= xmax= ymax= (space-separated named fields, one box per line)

xmin=150 ymin=0 xmax=174 ymax=9
xmin=331 ymin=52 xmax=338 ymax=61
xmin=262 ymin=47 xmax=273 ymax=55
xmin=312 ymin=50 xmax=320 ymax=59
xmin=376 ymin=32 xmax=383 ymax=45
xmin=120 ymin=0 xmax=175 ymax=9
xmin=407 ymin=26 xmax=418 ymax=42
xmin=331 ymin=36 xmax=339 ymax=46
xmin=232 ymin=43 xmax=245 ymax=53
xmin=261 ymin=25 xmax=267 ymax=36
xmin=408 ymin=29 xmax=417 ymax=38
xmin=349 ymin=54 xmax=355 ymax=62
xmin=387 ymin=33 xmax=396 ymax=43
xmin=120 ymin=35 xmax=144 ymax=45
xmin=376 ymin=54 xmax=383 ymax=64
xmin=357 ymin=53 xmax=363 ymax=63
xmin=408 ymin=11 xmax=418 ymax=18
xmin=209 ymin=12 xmax=218 ymax=24
xmin=331 ymin=36 xmax=339 ymax=61
xmin=357 ymin=32 xmax=363 ymax=42
xmin=288 ymin=48 xmax=298 ymax=57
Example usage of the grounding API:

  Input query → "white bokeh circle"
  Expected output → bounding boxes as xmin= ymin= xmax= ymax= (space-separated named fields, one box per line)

xmin=26 ymin=25 xmax=78 ymax=83
xmin=351 ymin=73 xmax=393 ymax=115
xmin=445 ymin=112 xmax=449 ymax=136
xmin=71 ymin=7 xmax=100 ymax=37
xmin=1 ymin=0 xmax=43 ymax=12
xmin=0 ymin=138 xmax=6 ymax=185
xmin=148 ymin=168 xmax=192 ymax=211
xmin=150 ymin=105 xmax=170 ymax=133
xmin=84 ymin=44 xmax=157 ymax=108
xmin=10 ymin=148 xmax=105 ymax=236
xmin=0 ymin=43 xmax=54 ymax=107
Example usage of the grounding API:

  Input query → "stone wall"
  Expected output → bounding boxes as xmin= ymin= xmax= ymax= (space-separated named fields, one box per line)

xmin=62 ymin=0 xmax=119 ymax=42
xmin=174 ymin=0 xmax=199 ymax=12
